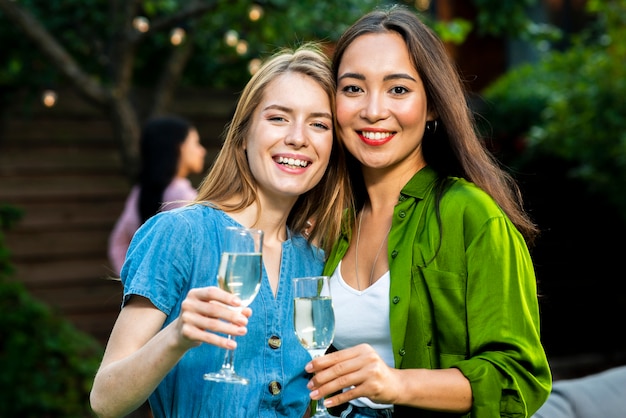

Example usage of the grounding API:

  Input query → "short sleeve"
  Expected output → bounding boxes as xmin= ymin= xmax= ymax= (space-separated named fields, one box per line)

xmin=120 ymin=210 xmax=195 ymax=315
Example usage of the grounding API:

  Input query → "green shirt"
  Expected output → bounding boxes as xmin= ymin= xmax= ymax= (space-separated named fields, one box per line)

xmin=323 ymin=166 xmax=551 ymax=417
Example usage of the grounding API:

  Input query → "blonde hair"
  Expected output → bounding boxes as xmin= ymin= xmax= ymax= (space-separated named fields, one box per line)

xmin=196 ymin=43 xmax=351 ymax=254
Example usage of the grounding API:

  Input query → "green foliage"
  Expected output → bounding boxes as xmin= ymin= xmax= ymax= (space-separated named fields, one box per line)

xmin=0 ymin=205 xmax=103 ymax=417
xmin=469 ymin=0 xmax=562 ymax=48
xmin=0 ymin=0 xmax=391 ymax=91
xmin=0 ymin=204 xmax=22 ymax=279
xmin=471 ymin=0 xmax=537 ymax=37
xmin=0 ymin=0 xmax=558 ymax=92
xmin=431 ymin=18 xmax=473 ymax=44
xmin=481 ymin=0 xmax=626 ymax=220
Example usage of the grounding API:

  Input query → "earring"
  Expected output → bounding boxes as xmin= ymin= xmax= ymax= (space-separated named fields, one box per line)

xmin=425 ymin=120 xmax=438 ymax=133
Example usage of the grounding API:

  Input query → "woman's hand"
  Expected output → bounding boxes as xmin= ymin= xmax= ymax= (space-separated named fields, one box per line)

xmin=305 ymin=344 xmax=401 ymax=408
xmin=176 ymin=286 xmax=252 ymax=350
xmin=305 ymin=343 xmax=472 ymax=413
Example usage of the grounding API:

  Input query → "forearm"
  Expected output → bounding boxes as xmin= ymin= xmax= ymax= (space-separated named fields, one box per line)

xmin=393 ymin=367 xmax=472 ymax=413
xmin=90 ymin=322 xmax=189 ymax=418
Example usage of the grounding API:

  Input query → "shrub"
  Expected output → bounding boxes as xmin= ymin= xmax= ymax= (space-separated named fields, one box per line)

xmin=0 ymin=205 xmax=102 ymax=417
xmin=480 ymin=0 xmax=626 ymax=221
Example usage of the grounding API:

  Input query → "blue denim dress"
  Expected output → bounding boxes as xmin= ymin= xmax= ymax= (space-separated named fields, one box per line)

xmin=121 ymin=205 xmax=322 ymax=417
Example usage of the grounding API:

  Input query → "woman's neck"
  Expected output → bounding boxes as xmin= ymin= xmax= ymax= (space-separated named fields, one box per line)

xmin=224 ymin=200 xmax=291 ymax=244
xmin=362 ymin=161 xmax=426 ymax=213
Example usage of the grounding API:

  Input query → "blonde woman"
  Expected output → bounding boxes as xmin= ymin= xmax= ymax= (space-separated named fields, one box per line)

xmin=90 ymin=43 xmax=350 ymax=418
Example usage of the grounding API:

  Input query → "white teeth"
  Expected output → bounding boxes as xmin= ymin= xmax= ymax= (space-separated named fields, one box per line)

xmin=362 ymin=131 xmax=392 ymax=140
xmin=278 ymin=156 xmax=309 ymax=167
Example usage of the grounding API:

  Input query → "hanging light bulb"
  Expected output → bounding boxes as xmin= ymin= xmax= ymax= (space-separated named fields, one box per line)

xmin=248 ymin=58 xmax=262 ymax=75
xmin=132 ymin=16 xmax=150 ymax=33
xmin=224 ymin=30 xmax=239 ymax=47
xmin=415 ymin=0 xmax=431 ymax=11
xmin=170 ymin=27 xmax=186 ymax=45
xmin=248 ymin=4 xmax=264 ymax=22
xmin=236 ymin=39 xmax=249 ymax=55
xmin=42 ymin=89 xmax=58 ymax=108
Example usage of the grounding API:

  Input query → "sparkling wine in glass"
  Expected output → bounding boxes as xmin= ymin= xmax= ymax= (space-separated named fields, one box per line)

xmin=203 ymin=226 xmax=263 ymax=385
xmin=293 ymin=276 xmax=335 ymax=418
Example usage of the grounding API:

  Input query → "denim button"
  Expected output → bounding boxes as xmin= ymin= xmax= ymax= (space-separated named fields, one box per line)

xmin=268 ymin=335 xmax=281 ymax=349
xmin=391 ymin=250 xmax=398 ymax=258
xmin=268 ymin=380 xmax=282 ymax=395
xmin=399 ymin=348 xmax=406 ymax=356
xmin=392 ymin=296 xmax=400 ymax=304
xmin=398 ymin=211 xmax=406 ymax=218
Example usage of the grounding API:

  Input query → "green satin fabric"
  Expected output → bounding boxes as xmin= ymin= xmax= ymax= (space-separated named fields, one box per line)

xmin=324 ymin=166 xmax=551 ymax=417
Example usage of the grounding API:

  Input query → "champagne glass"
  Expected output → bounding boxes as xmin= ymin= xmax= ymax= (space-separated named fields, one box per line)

xmin=204 ymin=226 xmax=263 ymax=384
xmin=293 ymin=276 xmax=335 ymax=418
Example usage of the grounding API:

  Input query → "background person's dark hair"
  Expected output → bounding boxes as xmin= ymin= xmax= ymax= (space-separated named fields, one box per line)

xmin=138 ymin=116 xmax=192 ymax=223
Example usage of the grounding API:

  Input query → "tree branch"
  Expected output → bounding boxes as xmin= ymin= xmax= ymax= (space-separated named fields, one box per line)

xmin=0 ymin=0 xmax=110 ymax=105
xmin=150 ymin=40 xmax=195 ymax=117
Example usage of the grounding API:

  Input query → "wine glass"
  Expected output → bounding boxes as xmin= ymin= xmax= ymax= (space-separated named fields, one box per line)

xmin=203 ymin=226 xmax=263 ymax=385
xmin=293 ymin=276 xmax=335 ymax=418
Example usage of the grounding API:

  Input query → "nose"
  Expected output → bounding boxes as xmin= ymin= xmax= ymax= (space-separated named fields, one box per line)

xmin=360 ymin=92 xmax=389 ymax=122
xmin=284 ymin=120 xmax=308 ymax=148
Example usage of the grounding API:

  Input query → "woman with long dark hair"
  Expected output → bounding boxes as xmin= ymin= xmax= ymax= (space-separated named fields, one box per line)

xmin=306 ymin=6 xmax=551 ymax=417
xmin=108 ymin=116 xmax=206 ymax=275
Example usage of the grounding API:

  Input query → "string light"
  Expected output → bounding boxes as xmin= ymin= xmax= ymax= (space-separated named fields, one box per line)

xmin=132 ymin=16 xmax=150 ymax=33
xmin=248 ymin=58 xmax=262 ymax=75
xmin=248 ymin=4 xmax=263 ymax=22
xmin=236 ymin=39 xmax=249 ymax=55
xmin=42 ymin=90 xmax=58 ymax=108
xmin=224 ymin=30 xmax=239 ymax=47
xmin=170 ymin=27 xmax=186 ymax=45
xmin=415 ymin=0 xmax=431 ymax=11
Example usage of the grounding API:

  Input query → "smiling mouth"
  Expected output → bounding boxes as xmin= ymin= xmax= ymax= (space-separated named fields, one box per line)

xmin=277 ymin=156 xmax=310 ymax=168
xmin=360 ymin=131 xmax=393 ymax=141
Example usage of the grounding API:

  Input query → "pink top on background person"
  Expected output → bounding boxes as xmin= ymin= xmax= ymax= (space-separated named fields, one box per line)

xmin=108 ymin=178 xmax=198 ymax=274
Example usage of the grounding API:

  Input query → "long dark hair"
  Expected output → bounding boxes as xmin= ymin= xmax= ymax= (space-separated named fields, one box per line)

xmin=138 ymin=116 xmax=192 ymax=223
xmin=332 ymin=5 xmax=538 ymax=243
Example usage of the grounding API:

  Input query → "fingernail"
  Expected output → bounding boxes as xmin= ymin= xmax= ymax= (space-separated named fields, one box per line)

xmin=310 ymin=389 xmax=319 ymax=399
xmin=305 ymin=362 xmax=313 ymax=372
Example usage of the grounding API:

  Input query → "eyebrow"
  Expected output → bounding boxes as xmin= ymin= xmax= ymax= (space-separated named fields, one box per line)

xmin=338 ymin=72 xmax=417 ymax=83
xmin=263 ymin=104 xmax=332 ymax=120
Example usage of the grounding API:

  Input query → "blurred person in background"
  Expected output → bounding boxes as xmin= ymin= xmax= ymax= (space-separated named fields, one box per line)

xmin=108 ymin=115 xmax=206 ymax=275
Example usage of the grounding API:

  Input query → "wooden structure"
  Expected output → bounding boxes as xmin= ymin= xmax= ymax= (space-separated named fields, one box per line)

xmin=0 ymin=88 xmax=235 ymax=346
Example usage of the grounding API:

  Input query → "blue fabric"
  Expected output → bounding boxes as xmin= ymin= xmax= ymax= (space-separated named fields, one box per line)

xmin=121 ymin=204 xmax=325 ymax=417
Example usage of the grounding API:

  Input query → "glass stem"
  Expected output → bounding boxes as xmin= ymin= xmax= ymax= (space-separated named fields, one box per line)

xmin=221 ymin=335 xmax=236 ymax=374
xmin=315 ymin=397 xmax=326 ymax=414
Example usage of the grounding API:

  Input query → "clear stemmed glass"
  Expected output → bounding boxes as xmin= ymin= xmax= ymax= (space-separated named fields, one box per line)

xmin=293 ymin=276 xmax=335 ymax=418
xmin=203 ymin=226 xmax=263 ymax=385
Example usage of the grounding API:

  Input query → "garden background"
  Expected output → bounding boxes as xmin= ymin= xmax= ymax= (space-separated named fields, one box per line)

xmin=1 ymin=0 xmax=625 ymax=416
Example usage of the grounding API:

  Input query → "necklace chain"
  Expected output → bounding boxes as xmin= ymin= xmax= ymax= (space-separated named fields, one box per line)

xmin=354 ymin=211 xmax=392 ymax=291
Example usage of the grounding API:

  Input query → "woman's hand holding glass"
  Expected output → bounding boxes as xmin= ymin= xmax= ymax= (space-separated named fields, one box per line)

xmin=305 ymin=343 xmax=397 ymax=408
xmin=176 ymin=286 xmax=251 ymax=350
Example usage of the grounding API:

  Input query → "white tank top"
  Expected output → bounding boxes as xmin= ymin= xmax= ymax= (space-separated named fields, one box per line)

xmin=330 ymin=260 xmax=394 ymax=409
